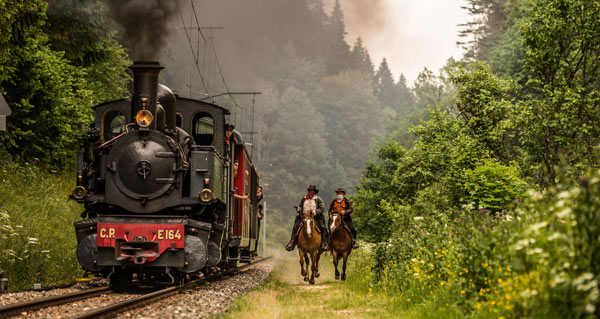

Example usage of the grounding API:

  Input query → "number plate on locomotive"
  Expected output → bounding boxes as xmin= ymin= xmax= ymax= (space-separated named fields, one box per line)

xmin=96 ymin=223 xmax=185 ymax=249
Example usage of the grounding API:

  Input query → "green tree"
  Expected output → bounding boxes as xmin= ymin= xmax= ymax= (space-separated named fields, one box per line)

xmin=517 ymin=0 xmax=600 ymax=186
xmin=0 ymin=0 xmax=129 ymax=166
xmin=349 ymin=37 xmax=374 ymax=75
xmin=374 ymin=58 xmax=396 ymax=109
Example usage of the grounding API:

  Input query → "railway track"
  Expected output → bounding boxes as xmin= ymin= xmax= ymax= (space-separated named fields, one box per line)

xmin=0 ymin=286 xmax=111 ymax=319
xmin=0 ymin=257 xmax=271 ymax=319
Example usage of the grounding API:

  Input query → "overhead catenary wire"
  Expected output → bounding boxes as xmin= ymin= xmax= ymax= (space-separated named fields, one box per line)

xmin=178 ymin=6 xmax=209 ymax=95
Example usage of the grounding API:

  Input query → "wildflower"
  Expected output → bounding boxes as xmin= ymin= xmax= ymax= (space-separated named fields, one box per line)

xmin=461 ymin=290 xmax=465 ymax=294
xmin=413 ymin=216 xmax=424 ymax=221
xmin=586 ymin=304 xmax=596 ymax=314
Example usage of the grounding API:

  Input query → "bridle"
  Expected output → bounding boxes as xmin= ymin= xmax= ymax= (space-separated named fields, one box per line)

xmin=302 ymin=210 xmax=315 ymax=239
xmin=329 ymin=211 xmax=343 ymax=232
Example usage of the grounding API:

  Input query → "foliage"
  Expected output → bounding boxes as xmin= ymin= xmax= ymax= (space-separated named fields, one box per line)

xmin=0 ymin=0 xmax=129 ymax=167
xmin=516 ymin=0 xmax=600 ymax=186
xmin=463 ymin=159 xmax=526 ymax=212
xmin=353 ymin=0 xmax=600 ymax=317
xmin=0 ymin=160 xmax=83 ymax=290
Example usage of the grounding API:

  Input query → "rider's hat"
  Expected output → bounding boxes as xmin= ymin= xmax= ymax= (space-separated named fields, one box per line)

xmin=224 ymin=124 xmax=235 ymax=132
xmin=307 ymin=185 xmax=319 ymax=193
xmin=335 ymin=188 xmax=346 ymax=194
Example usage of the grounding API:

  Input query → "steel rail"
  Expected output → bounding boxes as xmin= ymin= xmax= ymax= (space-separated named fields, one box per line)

xmin=73 ymin=256 xmax=272 ymax=319
xmin=0 ymin=286 xmax=111 ymax=319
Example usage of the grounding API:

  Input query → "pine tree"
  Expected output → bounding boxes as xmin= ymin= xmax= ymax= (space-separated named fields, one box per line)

xmin=325 ymin=0 xmax=351 ymax=75
xmin=395 ymin=74 xmax=413 ymax=110
xmin=374 ymin=58 xmax=396 ymax=109
xmin=458 ymin=0 xmax=509 ymax=61
xmin=350 ymin=37 xmax=374 ymax=75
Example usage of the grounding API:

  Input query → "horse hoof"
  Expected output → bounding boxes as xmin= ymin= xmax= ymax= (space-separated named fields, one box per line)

xmin=309 ymin=280 xmax=315 ymax=285
xmin=341 ymin=274 xmax=346 ymax=281
xmin=315 ymin=272 xmax=320 ymax=278
xmin=301 ymin=271 xmax=307 ymax=277
xmin=335 ymin=275 xmax=339 ymax=280
xmin=304 ymin=277 xmax=309 ymax=282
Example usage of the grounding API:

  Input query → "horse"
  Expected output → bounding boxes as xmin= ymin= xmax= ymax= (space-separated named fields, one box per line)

xmin=329 ymin=211 xmax=352 ymax=280
xmin=297 ymin=209 xmax=323 ymax=284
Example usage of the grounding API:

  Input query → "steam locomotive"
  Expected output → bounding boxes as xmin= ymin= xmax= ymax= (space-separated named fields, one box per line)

xmin=71 ymin=61 xmax=260 ymax=289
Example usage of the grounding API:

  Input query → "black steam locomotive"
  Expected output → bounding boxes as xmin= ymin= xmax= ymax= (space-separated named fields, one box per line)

xmin=71 ymin=61 xmax=260 ymax=289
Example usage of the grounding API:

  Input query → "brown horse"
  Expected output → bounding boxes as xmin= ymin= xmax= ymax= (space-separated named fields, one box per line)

xmin=329 ymin=211 xmax=352 ymax=280
xmin=297 ymin=210 xmax=323 ymax=284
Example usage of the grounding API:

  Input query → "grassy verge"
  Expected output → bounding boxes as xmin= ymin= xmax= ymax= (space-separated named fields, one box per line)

xmin=223 ymin=248 xmax=421 ymax=319
xmin=0 ymin=161 xmax=83 ymax=291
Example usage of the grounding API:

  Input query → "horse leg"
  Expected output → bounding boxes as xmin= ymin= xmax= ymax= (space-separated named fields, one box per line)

xmin=314 ymin=250 xmax=322 ymax=278
xmin=309 ymin=250 xmax=317 ymax=285
xmin=304 ymin=253 xmax=310 ymax=282
xmin=332 ymin=250 xmax=340 ymax=280
xmin=299 ymin=249 xmax=306 ymax=277
xmin=341 ymin=252 xmax=349 ymax=281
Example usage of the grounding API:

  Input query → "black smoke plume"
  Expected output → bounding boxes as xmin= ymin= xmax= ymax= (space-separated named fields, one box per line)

xmin=106 ymin=0 xmax=180 ymax=60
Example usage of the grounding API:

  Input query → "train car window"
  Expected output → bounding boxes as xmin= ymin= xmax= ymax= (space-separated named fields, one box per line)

xmin=103 ymin=110 xmax=126 ymax=141
xmin=192 ymin=112 xmax=215 ymax=145
xmin=176 ymin=112 xmax=183 ymax=128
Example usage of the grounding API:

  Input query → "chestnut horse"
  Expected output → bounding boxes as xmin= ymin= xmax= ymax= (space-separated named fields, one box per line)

xmin=329 ymin=212 xmax=352 ymax=280
xmin=297 ymin=210 xmax=323 ymax=284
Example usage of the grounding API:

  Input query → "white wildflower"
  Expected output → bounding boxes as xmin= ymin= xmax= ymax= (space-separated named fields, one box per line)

xmin=548 ymin=233 xmax=562 ymax=241
xmin=413 ymin=216 xmax=424 ymax=221
xmin=586 ymin=304 xmax=596 ymax=314
xmin=556 ymin=207 xmax=572 ymax=218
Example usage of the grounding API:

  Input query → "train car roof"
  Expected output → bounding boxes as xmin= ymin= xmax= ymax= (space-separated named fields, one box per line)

xmin=92 ymin=96 xmax=231 ymax=115
xmin=174 ymin=96 xmax=231 ymax=115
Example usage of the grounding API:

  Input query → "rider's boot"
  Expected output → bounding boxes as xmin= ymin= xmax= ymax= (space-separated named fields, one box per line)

xmin=352 ymin=238 xmax=359 ymax=249
xmin=321 ymin=231 xmax=330 ymax=250
xmin=285 ymin=233 xmax=297 ymax=251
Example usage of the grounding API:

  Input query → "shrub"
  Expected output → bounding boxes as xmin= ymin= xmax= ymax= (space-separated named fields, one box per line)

xmin=462 ymin=159 xmax=527 ymax=213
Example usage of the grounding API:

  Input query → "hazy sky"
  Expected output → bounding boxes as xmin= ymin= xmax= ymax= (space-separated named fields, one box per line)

xmin=325 ymin=0 xmax=471 ymax=83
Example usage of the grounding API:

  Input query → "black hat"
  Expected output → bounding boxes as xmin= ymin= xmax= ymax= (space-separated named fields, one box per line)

xmin=307 ymin=185 xmax=319 ymax=193
xmin=225 ymin=124 xmax=235 ymax=131
xmin=335 ymin=188 xmax=346 ymax=194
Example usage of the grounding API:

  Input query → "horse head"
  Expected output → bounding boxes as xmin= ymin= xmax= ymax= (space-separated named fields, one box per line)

xmin=301 ymin=210 xmax=315 ymax=239
xmin=329 ymin=211 xmax=342 ymax=233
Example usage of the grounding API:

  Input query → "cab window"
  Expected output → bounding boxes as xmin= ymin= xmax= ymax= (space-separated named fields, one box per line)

xmin=192 ymin=112 xmax=215 ymax=145
xmin=176 ymin=113 xmax=183 ymax=128
xmin=103 ymin=110 xmax=125 ymax=141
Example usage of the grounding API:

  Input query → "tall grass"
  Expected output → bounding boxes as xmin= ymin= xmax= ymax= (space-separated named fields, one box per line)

xmin=0 ymin=161 xmax=83 ymax=291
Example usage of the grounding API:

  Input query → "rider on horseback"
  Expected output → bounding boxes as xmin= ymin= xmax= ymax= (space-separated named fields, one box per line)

xmin=328 ymin=188 xmax=358 ymax=249
xmin=286 ymin=185 xmax=329 ymax=251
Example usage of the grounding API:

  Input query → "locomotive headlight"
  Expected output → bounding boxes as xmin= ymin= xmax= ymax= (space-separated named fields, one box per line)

xmin=72 ymin=186 xmax=87 ymax=199
xmin=135 ymin=110 xmax=153 ymax=128
xmin=203 ymin=177 xmax=210 ymax=186
xmin=199 ymin=188 xmax=213 ymax=202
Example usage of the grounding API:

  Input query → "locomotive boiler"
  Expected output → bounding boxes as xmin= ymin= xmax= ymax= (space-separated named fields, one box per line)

xmin=71 ymin=61 xmax=260 ymax=289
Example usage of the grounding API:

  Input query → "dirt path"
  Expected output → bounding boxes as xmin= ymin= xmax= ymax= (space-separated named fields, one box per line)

xmin=220 ymin=249 xmax=406 ymax=319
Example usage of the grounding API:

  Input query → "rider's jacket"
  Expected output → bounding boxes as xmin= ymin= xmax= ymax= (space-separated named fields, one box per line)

xmin=329 ymin=198 xmax=353 ymax=216
xmin=299 ymin=195 xmax=324 ymax=215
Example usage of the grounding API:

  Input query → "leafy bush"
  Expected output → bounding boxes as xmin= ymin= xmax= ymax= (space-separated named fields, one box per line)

xmin=462 ymin=159 xmax=527 ymax=212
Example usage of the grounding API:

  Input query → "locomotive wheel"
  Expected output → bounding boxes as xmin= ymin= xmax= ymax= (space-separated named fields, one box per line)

xmin=110 ymin=272 xmax=132 ymax=291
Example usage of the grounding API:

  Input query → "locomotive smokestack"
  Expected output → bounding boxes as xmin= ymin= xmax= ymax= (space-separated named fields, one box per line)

xmin=129 ymin=61 xmax=164 ymax=130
